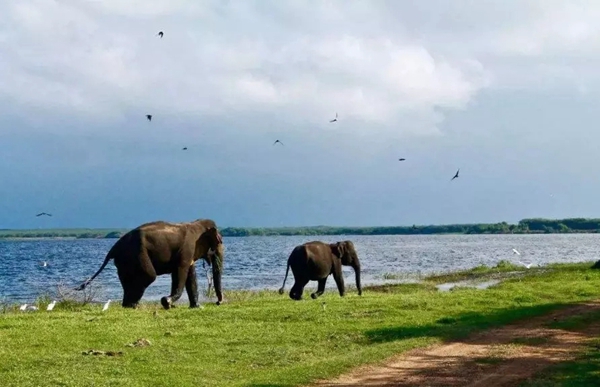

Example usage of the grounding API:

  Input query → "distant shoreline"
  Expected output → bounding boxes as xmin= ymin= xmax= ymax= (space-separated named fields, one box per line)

xmin=1 ymin=217 xmax=600 ymax=239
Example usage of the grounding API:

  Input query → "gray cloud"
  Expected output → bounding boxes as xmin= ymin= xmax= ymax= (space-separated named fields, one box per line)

xmin=0 ymin=0 xmax=498 ymax=138
xmin=2 ymin=1 xmax=599 ymax=144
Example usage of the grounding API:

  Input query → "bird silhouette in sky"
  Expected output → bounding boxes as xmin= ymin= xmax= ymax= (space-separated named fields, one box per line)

xmin=182 ymin=147 xmax=187 ymax=150
xmin=157 ymin=31 xmax=164 ymax=38
xmin=329 ymin=113 xmax=338 ymax=123
xmin=273 ymin=140 xmax=284 ymax=146
xmin=36 ymin=212 xmax=52 ymax=217
xmin=451 ymin=169 xmax=460 ymax=181
xmin=146 ymin=114 xmax=152 ymax=122
xmin=399 ymin=158 xmax=406 ymax=161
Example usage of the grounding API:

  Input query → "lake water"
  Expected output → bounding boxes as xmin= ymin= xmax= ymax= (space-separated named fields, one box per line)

xmin=0 ymin=234 xmax=598 ymax=304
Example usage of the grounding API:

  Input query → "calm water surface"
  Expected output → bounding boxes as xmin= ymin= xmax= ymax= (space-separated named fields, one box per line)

xmin=1 ymin=234 xmax=598 ymax=304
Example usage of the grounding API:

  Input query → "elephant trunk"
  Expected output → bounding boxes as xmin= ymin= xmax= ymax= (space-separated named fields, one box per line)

xmin=353 ymin=261 xmax=362 ymax=296
xmin=212 ymin=244 xmax=224 ymax=305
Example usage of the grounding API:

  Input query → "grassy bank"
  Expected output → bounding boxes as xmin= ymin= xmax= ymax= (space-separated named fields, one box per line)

xmin=1 ymin=262 xmax=600 ymax=386
xmin=4 ymin=217 xmax=600 ymax=239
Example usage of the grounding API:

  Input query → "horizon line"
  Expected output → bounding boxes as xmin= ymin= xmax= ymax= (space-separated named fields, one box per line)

xmin=1 ymin=216 xmax=598 ymax=231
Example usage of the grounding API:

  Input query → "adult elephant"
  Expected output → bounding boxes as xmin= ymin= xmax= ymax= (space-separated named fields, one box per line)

xmin=75 ymin=218 xmax=225 ymax=309
xmin=278 ymin=240 xmax=362 ymax=300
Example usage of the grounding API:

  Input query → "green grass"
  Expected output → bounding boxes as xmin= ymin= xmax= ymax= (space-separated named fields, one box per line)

xmin=2 ymin=262 xmax=600 ymax=387
xmin=424 ymin=259 xmax=540 ymax=284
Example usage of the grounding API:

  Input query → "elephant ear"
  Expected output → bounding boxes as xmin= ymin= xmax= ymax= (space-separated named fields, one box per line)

xmin=204 ymin=227 xmax=222 ymax=246
xmin=331 ymin=242 xmax=345 ymax=259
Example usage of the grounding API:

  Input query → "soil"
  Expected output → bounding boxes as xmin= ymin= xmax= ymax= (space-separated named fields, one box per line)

xmin=309 ymin=300 xmax=600 ymax=387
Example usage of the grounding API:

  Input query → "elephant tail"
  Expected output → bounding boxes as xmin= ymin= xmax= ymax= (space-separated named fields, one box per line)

xmin=74 ymin=253 xmax=113 ymax=291
xmin=278 ymin=261 xmax=291 ymax=295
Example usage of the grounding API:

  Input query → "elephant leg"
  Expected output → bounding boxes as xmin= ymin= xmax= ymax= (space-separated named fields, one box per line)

xmin=122 ymin=283 xmax=146 ymax=308
xmin=185 ymin=264 xmax=200 ymax=308
xmin=332 ymin=268 xmax=346 ymax=297
xmin=161 ymin=265 xmax=189 ymax=310
xmin=311 ymin=278 xmax=327 ymax=299
xmin=289 ymin=277 xmax=309 ymax=301
xmin=117 ymin=267 xmax=154 ymax=308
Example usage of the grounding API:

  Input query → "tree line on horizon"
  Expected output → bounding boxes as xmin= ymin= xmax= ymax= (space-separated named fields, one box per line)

xmin=1 ymin=218 xmax=600 ymax=239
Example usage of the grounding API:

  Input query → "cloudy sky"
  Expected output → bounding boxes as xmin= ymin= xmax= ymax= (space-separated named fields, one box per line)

xmin=1 ymin=0 xmax=600 ymax=229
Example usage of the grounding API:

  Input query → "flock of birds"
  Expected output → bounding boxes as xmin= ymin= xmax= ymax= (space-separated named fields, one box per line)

xmin=271 ymin=110 xmax=461 ymax=182
xmin=18 ymin=299 xmax=112 ymax=313
xmin=29 ymin=29 xmax=466 ymax=218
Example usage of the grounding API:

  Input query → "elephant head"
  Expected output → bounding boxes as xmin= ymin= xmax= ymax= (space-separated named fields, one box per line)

xmin=331 ymin=240 xmax=362 ymax=296
xmin=194 ymin=222 xmax=225 ymax=304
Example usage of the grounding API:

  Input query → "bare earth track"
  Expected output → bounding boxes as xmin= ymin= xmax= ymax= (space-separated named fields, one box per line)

xmin=309 ymin=300 xmax=600 ymax=387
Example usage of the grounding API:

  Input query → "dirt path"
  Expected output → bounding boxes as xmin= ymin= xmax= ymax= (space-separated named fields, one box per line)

xmin=309 ymin=301 xmax=600 ymax=387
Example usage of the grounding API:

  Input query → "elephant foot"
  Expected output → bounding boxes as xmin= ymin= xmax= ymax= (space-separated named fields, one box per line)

xmin=160 ymin=296 xmax=172 ymax=310
xmin=310 ymin=293 xmax=320 ymax=299
xmin=189 ymin=303 xmax=200 ymax=309
xmin=122 ymin=303 xmax=138 ymax=309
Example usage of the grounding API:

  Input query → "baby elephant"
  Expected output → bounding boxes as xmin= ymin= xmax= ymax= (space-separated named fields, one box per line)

xmin=278 ymin=240 xmax=362 ymax=300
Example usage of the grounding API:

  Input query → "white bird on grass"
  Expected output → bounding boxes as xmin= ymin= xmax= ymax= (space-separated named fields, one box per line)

xmin=102 ymin=300 xmax=111 ymax=312
xmin=518 ymin=261 xmax=537 ymax=269
xmin=47 ymin=300 xmax=57 ymax=311
xmin=19 ymin=304 xmax=38 ymax=311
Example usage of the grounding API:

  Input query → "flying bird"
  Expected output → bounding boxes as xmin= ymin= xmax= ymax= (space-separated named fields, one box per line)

xmin=146 ymin=114 xmax=152 ymax=122
xmin=157 ymin=31 xmax=163 ymax=38
xmin=182 ymin=147 xmax=187 ymax=150
xmin=512 ymin=249 xmax=520 ymax=256
xmin=40 ymin=261 xmax=48 ymax=267
xmin=399 ymin=158 xmax=406 ymax=161
xmin=36 ymin=212 xmax=52 ymax=217
xmin=329 ymin=112 xmax=338 ymax=123
xmin=273 ymin=140 xmax=284 ymax=146
xmin=450 ymin=169 xmax=460 ymax=181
